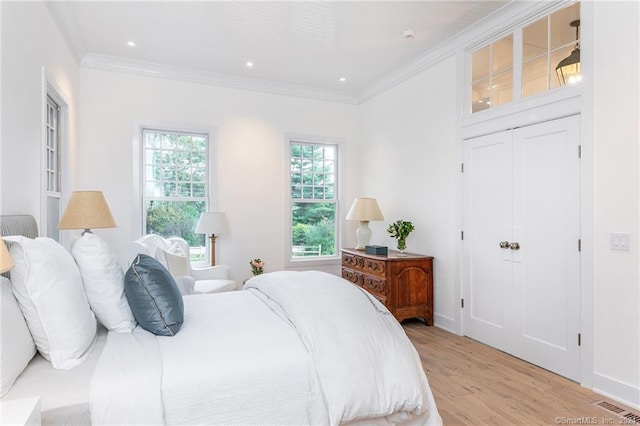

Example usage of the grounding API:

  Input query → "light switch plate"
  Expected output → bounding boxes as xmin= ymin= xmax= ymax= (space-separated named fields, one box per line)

xmin=610 ymin=233 xmax=631 ymax=251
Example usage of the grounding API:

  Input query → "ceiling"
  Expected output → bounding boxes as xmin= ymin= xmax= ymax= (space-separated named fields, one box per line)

xmin=47 ymin=1 xmax=511 ymax=102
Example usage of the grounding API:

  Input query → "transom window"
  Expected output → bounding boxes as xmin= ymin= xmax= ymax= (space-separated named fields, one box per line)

xmin=469 ymin=2 xmax=580 ymax=114
xmin=142 ymin=129 xmax=209 ymax=261
xmin=471 ymin=35 xmax=514 ymax=113
xmin=289 ymin=140 xmax=338 ymax=259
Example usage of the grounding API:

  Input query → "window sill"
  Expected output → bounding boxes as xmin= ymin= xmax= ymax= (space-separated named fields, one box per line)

xmin=284 ymin=256 xmax=341 ymax=269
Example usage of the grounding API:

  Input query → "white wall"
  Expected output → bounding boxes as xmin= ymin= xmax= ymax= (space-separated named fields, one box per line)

xmin=358 ymin=56 xmax=460 ymax=332
xmin=0 ymin=2 xmax=79 ymax=225
xmin=590 ymin=0 xmax=640 ymax=408
xmin=78 ymin=68 xmax=360 ymax=280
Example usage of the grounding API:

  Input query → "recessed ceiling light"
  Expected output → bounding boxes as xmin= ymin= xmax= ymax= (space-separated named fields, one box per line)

xmin=339 ymin=77 xmax=346 ymax=83
xmin=127 ymin=41 xmax=136 ymax=47
xmin=403 ymin=29 xmax=415 ymax=39
xmin=246 ymin=61 xmax=254 ymax=68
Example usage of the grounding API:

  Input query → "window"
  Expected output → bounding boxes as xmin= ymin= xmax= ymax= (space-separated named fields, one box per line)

xmin=142 ymin=129 xmax=209 ymax=262
xmin=469 ymin=2 xmax=580 ymax=114
xmin=289 ymin=139 xmax=338 ymax=260
xmin=44 ymin=94 xmax=63 ymax=241
xmin=471 ymin=35 xmax=514 ymax=113
xmin=522 ymin=2 xmax=581 ymax=97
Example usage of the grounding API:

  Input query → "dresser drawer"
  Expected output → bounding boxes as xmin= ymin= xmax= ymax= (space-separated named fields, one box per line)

xmin=361 ymin=273 xmax=386 ymax=296
xmin=341 ymin=253 xmax=386 ymax=278
xmin=341 ymin=267 xmax=387 ymax=298
xmin=342 ymin=252 xmax=363 ymax=269
xmin=362 ymin=258 xmax=385 ymax=277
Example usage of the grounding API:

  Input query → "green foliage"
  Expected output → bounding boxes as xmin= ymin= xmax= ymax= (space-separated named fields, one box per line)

xmin=387 ymin=219 xmax=415 ymax=243
xmin=145 ymin=200 xmax=205 ymax=246
xmin=292 ymin=202 xmax=335 ymax=256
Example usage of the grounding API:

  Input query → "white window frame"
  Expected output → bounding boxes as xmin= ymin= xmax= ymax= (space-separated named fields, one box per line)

xmin=464 ymin=1 xmax=582 ymax=122
xmin=133 ymin=124 xmax=217 ymax=257
xmin=40 ymin=72 xmax=69 ymax=243
xmin=284 ymin=133 xmax=343 ymax=268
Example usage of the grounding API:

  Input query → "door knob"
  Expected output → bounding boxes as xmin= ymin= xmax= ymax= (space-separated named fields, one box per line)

xmin=499 ymin=241 xmax=510 ymax=249
xmin=510 ymin=242 xmax=520 ymax=250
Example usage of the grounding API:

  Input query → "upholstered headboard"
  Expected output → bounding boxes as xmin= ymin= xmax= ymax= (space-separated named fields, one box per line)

xmin=0 ymin=215 xmax=39 ymax=239
xmin=1 ymin=215 xmax=39 ymax=278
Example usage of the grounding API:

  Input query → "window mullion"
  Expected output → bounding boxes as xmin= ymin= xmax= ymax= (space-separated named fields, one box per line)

xmin=513 ymin=27 xmax=523 ymax=103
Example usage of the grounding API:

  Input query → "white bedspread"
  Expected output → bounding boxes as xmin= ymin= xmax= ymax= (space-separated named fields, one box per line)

xmin=245 ymin=271 xmax=435 ymax=425
xmin=90 ymin=271 xmax=441 ymax=426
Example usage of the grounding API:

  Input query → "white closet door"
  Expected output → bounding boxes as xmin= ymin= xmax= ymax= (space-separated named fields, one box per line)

xmin=462 ymin=130 xmax=514 ymax=351
xmin=463 ymin=115 xmax=581 ymax=382
xmin=510 ymin=115 xmax=581 ymax=381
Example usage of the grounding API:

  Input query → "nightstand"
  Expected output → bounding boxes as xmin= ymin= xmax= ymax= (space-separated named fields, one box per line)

xmin=341 ymin=248 xmax=434 ymax=325
xmin=0 ymin=396 xmax=41 ymax=426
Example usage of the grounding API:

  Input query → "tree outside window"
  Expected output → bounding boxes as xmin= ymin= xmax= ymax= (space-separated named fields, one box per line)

xmin=143 ymin=129 xmax=208 ymax=262
xmin=290 ymin=142 xmax=337 ymax=258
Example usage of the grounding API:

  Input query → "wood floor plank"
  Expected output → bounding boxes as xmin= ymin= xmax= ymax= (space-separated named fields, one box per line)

xmin=402 ymin=320 xmax=638 ymax=425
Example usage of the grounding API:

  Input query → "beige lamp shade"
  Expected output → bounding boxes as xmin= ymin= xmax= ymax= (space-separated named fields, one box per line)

xmin=346 ymin=198 xmax=384 ymax=250
xmin=0 ymin=238 xmax=14 ymax=273
xmin=346 ymin=198 xmax=384 ymax=222
xmin=58 ymin=191 xmax=117 ymax=232
xmin=195 ymin=212 xmax=229 ymax=235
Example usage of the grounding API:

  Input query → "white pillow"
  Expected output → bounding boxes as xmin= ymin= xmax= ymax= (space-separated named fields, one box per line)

xmin=164 ymin=249 xmax=190 ymax=278
xmin=154 ymin=242 xmax=183 ymax=269
xmin=4 ymin=236 xmax=97 ymax=370
xmin=71 ymin=233 xmax=136 ymax=333
xmin=0 ymin=276 xmax=36 ymax=396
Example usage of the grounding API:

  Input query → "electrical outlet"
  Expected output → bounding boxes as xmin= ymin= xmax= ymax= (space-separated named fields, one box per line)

xmin=610 ymin=233 xmax=631 ymax=251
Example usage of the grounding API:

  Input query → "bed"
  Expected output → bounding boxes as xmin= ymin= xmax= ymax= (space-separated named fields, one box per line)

xmin=1 ymin=215 xmax=442 ymax=425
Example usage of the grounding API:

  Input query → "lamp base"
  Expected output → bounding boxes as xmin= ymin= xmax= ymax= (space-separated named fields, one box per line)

xmin=209 ymin=234 xmax=218 ymax=266
xmin=355 ymin=221 xmax=371 ymax=251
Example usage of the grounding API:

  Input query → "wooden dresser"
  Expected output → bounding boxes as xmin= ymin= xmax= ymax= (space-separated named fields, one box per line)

xmin=341 ymin=248 xmax=434 ymax=325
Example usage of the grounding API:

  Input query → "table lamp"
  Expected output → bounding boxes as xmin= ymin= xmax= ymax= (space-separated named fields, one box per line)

xmin=0 ymin=237 xmax=14 ymax=273
xmin=195 ymin=212 xmax=229 ymax=266
xmin=346 ymin=197 xmax=384 ymax=250
xmin=58 ymin=191 xmax=117 ymax=235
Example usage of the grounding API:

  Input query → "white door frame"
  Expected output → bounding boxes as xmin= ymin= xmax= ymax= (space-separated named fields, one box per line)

xmin=458 ymin=93 xmax=591 ymax=387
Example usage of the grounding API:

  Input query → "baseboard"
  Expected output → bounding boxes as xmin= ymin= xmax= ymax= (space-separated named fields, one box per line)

xmin=433 ymin=313 xmax=459 ymax=335
xmin=592 ymin=372 xmax=640 ymax=410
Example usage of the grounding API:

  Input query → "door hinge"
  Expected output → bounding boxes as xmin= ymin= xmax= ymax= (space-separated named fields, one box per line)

xmin=578 ymin=333 xmax=581 ymax=346
xmin=461 ymin=298 xmax=464 ymax=308
xmin=578 ymin=145 xmax=582 ymax=158
xmin=578 ymin=239 xmax=582 ymax=252
xmin=461 ymin=163 xmax=464 ymax=173
xmin=461 ymin=231 xmax=464 ymax=240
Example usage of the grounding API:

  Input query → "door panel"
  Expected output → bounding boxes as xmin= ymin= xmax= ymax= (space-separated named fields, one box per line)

xmin=511 ymin=115 xmax=581 ymax=381
xmin=463 ymin=131 xmax=513 ymax=349
xmin=463 ymin=115 xmax=581 ymax=382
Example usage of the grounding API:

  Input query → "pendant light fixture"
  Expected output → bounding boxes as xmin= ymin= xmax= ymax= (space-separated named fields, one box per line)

xmin=556 ymin=19 xmax=581 ymax=85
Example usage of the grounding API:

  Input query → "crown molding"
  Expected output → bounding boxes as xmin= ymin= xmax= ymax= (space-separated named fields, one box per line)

xmin=45 ymin=1 xmax=86 ymax=65
xmin=81 ymin=53 xmax=359 ymax=105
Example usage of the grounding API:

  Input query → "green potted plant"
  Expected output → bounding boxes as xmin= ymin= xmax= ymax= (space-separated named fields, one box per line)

xmin=387 ymin=219 xmax=415 ymax=256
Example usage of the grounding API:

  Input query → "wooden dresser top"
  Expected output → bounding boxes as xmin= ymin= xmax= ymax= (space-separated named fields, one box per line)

xmin=341 ymin=248 xmax=433 ymax=262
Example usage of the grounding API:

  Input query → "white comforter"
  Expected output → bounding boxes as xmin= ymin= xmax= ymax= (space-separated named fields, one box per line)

xmin=90 ymin=270 xmax=441 ymax=425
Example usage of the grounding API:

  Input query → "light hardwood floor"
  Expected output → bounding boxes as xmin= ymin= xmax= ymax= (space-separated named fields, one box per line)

xmin=403 ymin=320 xmax=638 ymax=425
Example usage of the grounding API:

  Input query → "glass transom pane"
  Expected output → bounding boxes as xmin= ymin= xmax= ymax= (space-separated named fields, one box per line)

xmin=523 ymin=17 xmax=548 ymax=62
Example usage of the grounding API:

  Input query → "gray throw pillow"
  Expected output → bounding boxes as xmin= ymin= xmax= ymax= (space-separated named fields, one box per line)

xmin=124 ymin=254 xmax=184 ymax=336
